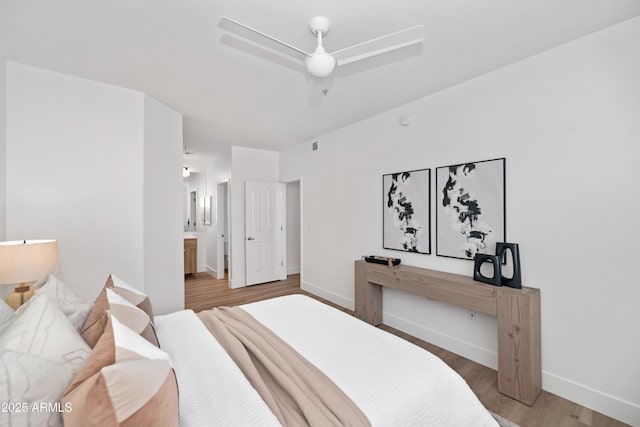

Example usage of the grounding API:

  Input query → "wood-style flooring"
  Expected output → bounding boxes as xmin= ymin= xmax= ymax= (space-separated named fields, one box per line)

xmin=184 ymin=272 xmax=629 ymax=427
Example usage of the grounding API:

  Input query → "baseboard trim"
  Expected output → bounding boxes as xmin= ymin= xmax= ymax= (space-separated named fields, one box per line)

xmin=205 ymin=265 xmax=216 ymax=276
xmin=287 ymin=266 xmax=300 ymax=275
xmin=298 ymin=283 xmax=638 ymax=425
xmin=542 ymin=371 xmax=639 ymax=426
xmin=229 ymin=278 xmax=245 ymax=289
xmin=384 ymin=312 xmax=638 ymax=425
xmin=383 ymin=312 xmax=498 ymax=370
xmin=301 ymin=281 xmax=354 ymax=311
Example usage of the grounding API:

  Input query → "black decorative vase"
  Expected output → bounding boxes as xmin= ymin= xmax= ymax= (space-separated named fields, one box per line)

xmin=473 ymin=254 xmax=502 ymax=286
xmin=496 ymin=242 xmax=522 ymax=289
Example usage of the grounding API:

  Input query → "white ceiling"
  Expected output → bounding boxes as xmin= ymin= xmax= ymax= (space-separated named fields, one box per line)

xmin=1 ymin=1 xmax=639 ymax=155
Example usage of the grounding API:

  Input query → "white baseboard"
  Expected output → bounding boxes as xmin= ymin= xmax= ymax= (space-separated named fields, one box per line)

xmin=301 ymin=281 xmax=354 ymax=311
xmin=287 ymin=266 xmax=300 ymax=275
xmin=542 ymin=371 xmax=640 ymax=426
xmin=383 ymin=312 xmax=498 ymax=370
xmin=384 ymin=312 xmax=638 ymax=425
xmin=205 ymin=265 xmax=216 ymax=276
xmin=298 ymin=282 xmax=638 ymax=425
xmin=229 ymin=278 xmax=245 ymax=289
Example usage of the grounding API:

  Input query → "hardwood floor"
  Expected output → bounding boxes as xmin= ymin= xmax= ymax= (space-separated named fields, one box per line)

xmin=184 ymin=272 xmax=628 ymax=427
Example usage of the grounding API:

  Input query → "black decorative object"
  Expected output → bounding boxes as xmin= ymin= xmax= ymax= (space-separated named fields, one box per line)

xmin=496 ymin=242 xmax=522 ymax=289
xmin=364 ymin=255 xmax=401 ymax=267
xmin=473 ymin=254 xmax=503 ymax=286
xmin=436 ymin=158 xmax=506 ymax=260
xmin=383 ymin=168 xmax=431 ymax=254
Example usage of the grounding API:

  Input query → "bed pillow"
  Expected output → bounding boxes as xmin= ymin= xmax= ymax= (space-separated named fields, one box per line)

xmin=0 ymin=299 xmax=14 ymax=333
xmin=107 ymin=274 xmax=155 ymax=322
xmin=36 ymin=275 xmax=94 ymax=331
xmin=81 ymin=287 xmax=159 ymax=348
xmin=63 ymin=315 xmax=178 ymax=427
xmin=0 ymin=349 xmax=74 ymax=427
xmin=0 ymin=293 xmax=91 ymax=373
xmin=106 ymin=288 xmax=159 ymax=346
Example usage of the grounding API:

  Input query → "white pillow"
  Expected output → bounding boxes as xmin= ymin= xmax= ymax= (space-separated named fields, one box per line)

xmin=0 ymin=349 xmax=73 ymax=427
xmin=37 ymin=275 xmax=93 ymax=331
xmin=0 ymin=299 xmax=14 ymax=333
xmin=0 ymin=293 xmax=91 ymax=373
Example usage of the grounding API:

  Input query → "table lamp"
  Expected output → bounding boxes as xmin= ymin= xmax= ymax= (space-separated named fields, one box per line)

xmin=0 ymin=240 xmax=59 ymax=310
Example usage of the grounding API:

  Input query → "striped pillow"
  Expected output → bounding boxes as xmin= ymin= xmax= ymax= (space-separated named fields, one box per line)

xmin=63 ymin=315 xmax=178 ymax=427
xmin=81 ymin=287 xmax=159 ymax=348
xmin=107 ymin=274 xmax=154 ymax=321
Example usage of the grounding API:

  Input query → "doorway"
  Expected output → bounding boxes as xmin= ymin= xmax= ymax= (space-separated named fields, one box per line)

xmin=245 ymin=181 xmax=286 ymax=286
xmin=286 ymin=181 xmax=301 ymax=277
xmin=215 ymin=181 xmax=230 ymax=280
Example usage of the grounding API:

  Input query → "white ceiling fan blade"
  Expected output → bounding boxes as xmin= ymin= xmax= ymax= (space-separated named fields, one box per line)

xmin=331 ymin=25 xmax=424 ymax=66
xmin=220 ymin=16 xmax=311 ymax=60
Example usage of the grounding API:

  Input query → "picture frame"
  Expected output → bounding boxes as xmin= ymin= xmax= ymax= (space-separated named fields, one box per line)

xmin=383 ymin=168 xmax=431 ymax=254
xmin=435 ymin=158 xmax=506 ymax=260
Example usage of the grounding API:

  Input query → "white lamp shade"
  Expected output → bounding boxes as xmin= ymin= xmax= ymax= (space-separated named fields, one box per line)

xmin=0 ymin=240 xmax=59 ymax=285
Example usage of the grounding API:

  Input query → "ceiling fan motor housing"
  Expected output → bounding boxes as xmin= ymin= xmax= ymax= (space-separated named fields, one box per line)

xmin=309 ymin=16 xmax=331 ymax=36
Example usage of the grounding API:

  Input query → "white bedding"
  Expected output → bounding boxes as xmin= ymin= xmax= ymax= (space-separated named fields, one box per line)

xmin=156 ymin=294 xmax=498 ymax=427
xmin=155 ymin=310 xmax=280 ymax=427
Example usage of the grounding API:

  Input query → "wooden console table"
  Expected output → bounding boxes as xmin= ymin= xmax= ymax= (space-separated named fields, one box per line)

xmin=354 ymin=259 xmax=541 ymax=406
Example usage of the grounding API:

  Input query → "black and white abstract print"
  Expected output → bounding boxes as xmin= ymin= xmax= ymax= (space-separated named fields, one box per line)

xmin=383 ymin=168 xmax=431 ymax=254
xmin=436 ymin=158 xmax=505 ymax=260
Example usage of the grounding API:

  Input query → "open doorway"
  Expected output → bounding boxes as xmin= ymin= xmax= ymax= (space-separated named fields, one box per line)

xmin=285 ymin=180 xmax=301 ymax=278
xmin=215 ymin=181 xmax=230 ymax=279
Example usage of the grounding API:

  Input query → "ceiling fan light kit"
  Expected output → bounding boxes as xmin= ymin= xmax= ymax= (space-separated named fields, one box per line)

xmin=305 ymin=48 xmax=336 ymax=78
xmin=221 ymin=16 xmax=424 ymax=79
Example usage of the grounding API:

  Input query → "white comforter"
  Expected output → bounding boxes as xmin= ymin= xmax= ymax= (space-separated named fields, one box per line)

xmin=155 ymin=294 xmax=498 ymax=427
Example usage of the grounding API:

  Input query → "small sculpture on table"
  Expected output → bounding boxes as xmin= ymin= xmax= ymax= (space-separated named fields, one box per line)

xmin=473 ymin=242 xmax=522 ymax=288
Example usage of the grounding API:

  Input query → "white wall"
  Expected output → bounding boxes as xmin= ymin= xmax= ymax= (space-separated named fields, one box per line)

xmin=0 ymin=56 xmax=6 ymax=241
xmin=229 ymin=145 xmax=279 ymax=287
xmin=143 ymin=95 xmax=184 ymax=315
xmin=5 ymin=63 xmax=185 ymax=315
xmin=286 ymin=181 xmax=300 ymax=275
xmin=280 ymin=17 xmax=640 ymax=426
xmin=6 ymin=62 xmax=144 ymax=301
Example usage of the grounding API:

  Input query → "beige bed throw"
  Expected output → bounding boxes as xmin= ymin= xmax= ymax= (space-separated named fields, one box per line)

xmin=197 ymin=306 xmax=370 ymax=427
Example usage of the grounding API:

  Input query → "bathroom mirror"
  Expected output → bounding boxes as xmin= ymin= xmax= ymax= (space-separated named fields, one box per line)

xmin=202 ymin=195 xmax=212 ymax=225
xmin=183 ymin=172 xmax=207 ymax=231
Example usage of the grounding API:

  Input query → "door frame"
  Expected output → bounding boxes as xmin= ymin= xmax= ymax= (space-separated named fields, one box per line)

xmin=281 ymin=177 xmax=303 ymax=283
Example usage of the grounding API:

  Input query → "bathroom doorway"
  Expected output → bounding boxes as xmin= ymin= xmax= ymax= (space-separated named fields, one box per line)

xmin=215 ymin=181 xmax=230 ymax=279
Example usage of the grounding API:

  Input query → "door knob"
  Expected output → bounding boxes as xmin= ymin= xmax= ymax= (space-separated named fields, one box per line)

xmin=247 ymin=237 xmax=255 ymax=241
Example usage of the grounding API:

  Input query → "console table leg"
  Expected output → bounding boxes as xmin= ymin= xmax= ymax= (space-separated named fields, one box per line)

xmin=497 ymin=288 xmax=541 ymax=406
xmin=354 ymin=261 xmax=382 ymax=325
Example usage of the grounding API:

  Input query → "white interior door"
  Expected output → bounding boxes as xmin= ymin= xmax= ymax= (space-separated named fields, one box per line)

xmin=245 ymin=181 xmax=286 ymax=286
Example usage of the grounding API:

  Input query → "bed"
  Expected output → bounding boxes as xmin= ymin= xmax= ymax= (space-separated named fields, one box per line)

xmin=0 ymin=274 xmax=499 ymax=426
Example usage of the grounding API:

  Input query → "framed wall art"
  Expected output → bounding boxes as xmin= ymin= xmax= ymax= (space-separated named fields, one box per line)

xmin=436 ymin=158 xmax=505 ymax=260
xmin=383 ymin=168 xmax=431 ymax=254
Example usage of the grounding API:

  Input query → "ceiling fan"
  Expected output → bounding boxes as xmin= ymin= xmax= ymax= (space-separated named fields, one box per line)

xmin=220 ymin=16 xmax=425 ymax=79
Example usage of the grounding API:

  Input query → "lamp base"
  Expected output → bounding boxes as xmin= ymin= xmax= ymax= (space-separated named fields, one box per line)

xmin=6 ymin=283 xmax=35 ymax=311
